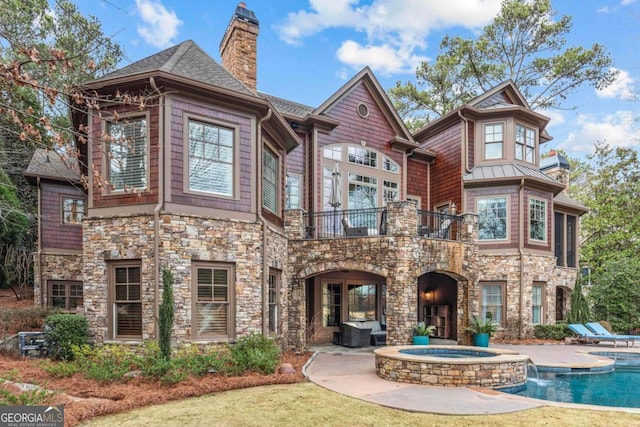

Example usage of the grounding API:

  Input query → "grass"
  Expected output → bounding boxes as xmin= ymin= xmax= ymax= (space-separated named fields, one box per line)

xmin=81 ymin=382 xmax=640 ymax=427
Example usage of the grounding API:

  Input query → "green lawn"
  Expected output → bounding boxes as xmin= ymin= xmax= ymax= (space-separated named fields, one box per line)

xmin=81 ymin=382 xmax=640 ymax=427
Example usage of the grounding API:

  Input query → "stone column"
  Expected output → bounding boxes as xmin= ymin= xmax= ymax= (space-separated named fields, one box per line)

xmin=284 ymin=209 xmax=306 ymax=240
xmin=461 ymin=213 xmax=479 ymax=242
xmin=386 ymin=201 xmax=418 ymax=236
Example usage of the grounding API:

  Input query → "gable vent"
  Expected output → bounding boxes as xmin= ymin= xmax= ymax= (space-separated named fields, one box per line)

xmin=357 ymin=103 xmax=369 ymax=118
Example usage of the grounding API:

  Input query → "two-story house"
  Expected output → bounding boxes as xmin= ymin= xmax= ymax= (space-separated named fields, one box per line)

xmin=25 ymin=3 xmax=584 ymax=349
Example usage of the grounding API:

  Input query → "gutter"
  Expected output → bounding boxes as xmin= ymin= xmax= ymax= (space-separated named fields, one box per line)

xmin=151 ymin=77 xmax=164 ymax=338
xmin=457 ymin=111 xmax=472 ymax=174
xmin=518 ymin=178 xmax=525 ymax=339
xmin=257 ymin=108 xmax=272 ymax=336
xmin=37 ymin=177 xmax=43 ymax=306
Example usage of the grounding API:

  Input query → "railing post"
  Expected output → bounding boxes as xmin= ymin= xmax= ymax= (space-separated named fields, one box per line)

xmin=284 ymin=209 xmax=306 ymax=240
xmin=461 ymin=213 xmax=479 ymax=242
xmin=386 ymin=201 xmax=417 ymax=236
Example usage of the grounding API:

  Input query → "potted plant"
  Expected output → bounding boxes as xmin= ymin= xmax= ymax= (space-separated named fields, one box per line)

xmin=465 ymin=313 xmax=498 ymax=347
xmin=412 ymin=321 xmax=436 ymax=345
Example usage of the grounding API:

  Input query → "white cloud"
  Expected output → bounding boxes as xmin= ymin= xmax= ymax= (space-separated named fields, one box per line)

xmin=557 ymin=111 xmax=640 ymax=154
xmin=538 ymin=109 xmax=566 ymax=127
xmin=597 ymin=6 xmax=610 ymax=13
xmin=596 ymin=69 xmax=637 ymax=101
xmin=622 ymin=0 xmax=637 ymax=5
xmin=275 ymin=0 xmax=501 ymax=75
xmin=135 ymin=0 xmax=182 ymax=48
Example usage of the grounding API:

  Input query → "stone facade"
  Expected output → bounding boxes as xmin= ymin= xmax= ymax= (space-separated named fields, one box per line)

xmin=33 ymin=253 xmax=83 ymax=307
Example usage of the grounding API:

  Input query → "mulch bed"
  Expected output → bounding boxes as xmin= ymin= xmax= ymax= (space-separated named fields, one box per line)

xmin=0 ymin=351 xmax=312 ymax=427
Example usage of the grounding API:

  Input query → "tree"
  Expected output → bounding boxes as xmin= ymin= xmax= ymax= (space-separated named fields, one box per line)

xmin=589 ymin=257 xmax=640 ymax=334
xmin=389 ymin=0 xmax=617 ymax=127
xmin=159 ymin=268 xmax=175 ymax=361
xmin=567 ymin=276 xmax=590 ymax=325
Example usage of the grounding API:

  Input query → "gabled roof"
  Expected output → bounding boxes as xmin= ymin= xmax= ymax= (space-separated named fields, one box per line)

xmin=314 ymin=67 xmax=418 ymax=149
xmin=87 ymin=40 xmax=254 ymax=95
xmin=24 ymin=148 xmax=80 ymax=182
xmin=259 ymin=92 xmax=315 ymax=118
xmin=466 ymin=80 xmax=530 ymax=110
xmin=463 ymin=164 xmax=566 ymax=193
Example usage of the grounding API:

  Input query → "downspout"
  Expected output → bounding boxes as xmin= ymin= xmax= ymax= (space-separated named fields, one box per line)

xmin=457 ymin=111 xmax=472 ymax=174
xmin=150 ymin=77 xmax=164 ymax=338
xmin=518 ymin=178 xmax=525 ymax=339
xmin=37 ymin=177 xmax=43 ymax=306
xmin=257 ymin=108 xmax=272 ymax=336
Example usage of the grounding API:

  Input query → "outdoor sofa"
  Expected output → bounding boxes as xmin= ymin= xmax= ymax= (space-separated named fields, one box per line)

xmin=340 ymin=320 xmax=387 ymax=347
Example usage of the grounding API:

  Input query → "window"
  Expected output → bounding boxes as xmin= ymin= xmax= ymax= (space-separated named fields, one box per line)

xmin=532 ymin=284 xmax=544 ymax=324
xmin=110 ymin=264 xmax=142 ymax=339
xmin=382 ymin=156 xmax=399 ymax=173
xmin=107 ymin=117 xmax=147 ymax=191
xmin=268 ymin=270 xmax=280 ymax=335
xmin=477 ymin=197 xmax=508 ymax=240
xmin=407 ymin=196 xmax=421 ymax=209
xmin=529 ymin=198 xmax=546 ymax=242
xmin=516 ymin=124 xmax=536 ymax=163
xmin=323 ymin=146 xmax=342 ymax=161
xmin=188 ymin=120 xmax=234 ymax=196
xmin=322 ymin=283 xmax=341 ymax=327
xmin=49 ymin=281 xmax=83 ymax=310
xmin=567 ymin=215 xmax=576 ymax=267
xmin=348 ymin=284 xmax=376 ymax=321
xmin=348 ymin=146 xmax=377 ymax=168
xmin=263 ymin=147 xmax=278 ymax=213
xmin=286 ymin=175 xmax=301 ymax=209
xmin=484 ymin=123 xmax=503 ymax=159
xmin=555 ymin=213 xmax=577 ymax=267
xmin=481 ymin=283 xmax=503 ymax=325
xmin=62 ymin=197 xmax=86 ymax=224
xmin=193 ymin=264 xmax=235 ymax=339
xmin=383 ymin=181 xmax=398 ymax=204
xmin=348 ymin=174 xmax=377 ymax=210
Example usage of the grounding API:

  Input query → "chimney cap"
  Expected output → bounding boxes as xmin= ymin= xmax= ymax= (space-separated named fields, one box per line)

xmin=234 ymin=3 xmax=259 ymax=26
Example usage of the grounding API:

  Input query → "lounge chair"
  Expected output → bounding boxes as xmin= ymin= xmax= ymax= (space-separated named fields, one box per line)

xmin=568 ymin=323 xmax=634 ymax=348
xmin=586 ymin=322 xmax=639 ymax=345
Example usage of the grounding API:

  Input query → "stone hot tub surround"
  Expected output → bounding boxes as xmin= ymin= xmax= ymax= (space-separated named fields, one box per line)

xmin=374 ymin=345 xmax=529 ymax=389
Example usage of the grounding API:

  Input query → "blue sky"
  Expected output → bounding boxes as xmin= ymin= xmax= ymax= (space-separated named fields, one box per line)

xmin=75 ymin=0 xmax=639 ymax=158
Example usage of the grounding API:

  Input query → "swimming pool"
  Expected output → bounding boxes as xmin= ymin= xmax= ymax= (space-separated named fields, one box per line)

xmin=509 ymin=352 xmax=640 ymax=407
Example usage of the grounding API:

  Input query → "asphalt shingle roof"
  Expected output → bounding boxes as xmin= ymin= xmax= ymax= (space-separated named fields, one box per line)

xmin=259 ymin=92 xmax=315 ymax=117
xmin=24 ymin=148 xmax=80 ymax=182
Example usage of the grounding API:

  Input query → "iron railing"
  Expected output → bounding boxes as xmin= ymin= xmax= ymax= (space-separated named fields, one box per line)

xmin=417 ymin=210 xmax=463 ymax=241
xmin=304 ymin=207 xmax=387 ymax=239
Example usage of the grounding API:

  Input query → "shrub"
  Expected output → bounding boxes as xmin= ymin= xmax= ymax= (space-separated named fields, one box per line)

xmin=533 ymin=324 xmax=572 ymax=341
xmin=159 ymin=268 xmax=175 ymax=361
xmin=44 ymin=314 xmax=89 ymax=360
xmin=229 ymin=333 xmax=280 ymax=375
xmin=40 ymin=360 xmax=81 ymax=378
xmin=72 ymin=344 xmax=138 ymax=383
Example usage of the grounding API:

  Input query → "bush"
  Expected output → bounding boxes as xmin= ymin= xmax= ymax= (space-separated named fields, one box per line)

xmin=229 ymin=334 xmax=280 ymax=375
xmin=44 ymin=314 xmax=89 ymax=360
xmin=159 ymin=268 xmax=175 ymax=360
xmin=533 ymin=324 xmax=572 ymax=341
xmin=72 ymin=344 xmax=138 ymax=383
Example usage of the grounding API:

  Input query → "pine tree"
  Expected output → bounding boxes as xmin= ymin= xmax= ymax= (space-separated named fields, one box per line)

xmin=159 ymin=268 xmax=175 ymax=360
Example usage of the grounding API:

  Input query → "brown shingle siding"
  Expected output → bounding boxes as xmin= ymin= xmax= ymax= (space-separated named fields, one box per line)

xmin=41 ymin=181 xmax=84 ymax=250
xmin=422 ymin=122 xmax=462 ymax=211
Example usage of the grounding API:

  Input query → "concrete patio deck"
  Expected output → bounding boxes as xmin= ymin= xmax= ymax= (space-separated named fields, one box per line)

xmin=304 ymin=341 xmax=640 ymax=415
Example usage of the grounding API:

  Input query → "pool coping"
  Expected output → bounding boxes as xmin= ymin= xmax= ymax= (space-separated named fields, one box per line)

xmin=374 ymin=344 xmax=530 ymax=364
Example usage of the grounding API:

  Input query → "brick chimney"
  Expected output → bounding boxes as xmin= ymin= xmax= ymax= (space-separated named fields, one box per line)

xmin=220 ymin=3 xmax=259 ymax=91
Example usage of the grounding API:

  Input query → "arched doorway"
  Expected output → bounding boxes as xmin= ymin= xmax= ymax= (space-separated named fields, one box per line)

xmin=418 ymin=272 xmax=458 ymax=340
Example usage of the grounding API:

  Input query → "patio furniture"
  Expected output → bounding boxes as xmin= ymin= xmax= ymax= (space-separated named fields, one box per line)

xmin=568 ymin=324 xmax=634 ymax=348
xmin=340 ymin=322 xmax=372 ymax=347
xmin=342 ymin=218 xmax=368 ymax=237
xmin=351 ymin=320 xmax=387 ymax=346
xmin=586 ymin=322 xmax=640 ymax=343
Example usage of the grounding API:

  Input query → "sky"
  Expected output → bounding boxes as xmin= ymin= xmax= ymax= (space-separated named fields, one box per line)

xmin=74 ymin=0 xmax=640 ymax=158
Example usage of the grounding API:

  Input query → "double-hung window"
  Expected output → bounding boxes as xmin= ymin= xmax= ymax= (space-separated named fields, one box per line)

xmin=529 ymin=198 xmax=546 ymax=242
xmin=193 ymin=263 xmax=234 ymax=339
xmin=62 ymin=197 xmax=86 ymax=224
xmin=107 ymin=117 xmax=147 ymax=191
xmin=285 ymin=175 xmax=301 ymax=209
xmin=268 ymin=270 xmax=280 ymax=335
xmin=484 ymin=123 xmax=503 ymax=159
xmin=516 ymin=124 xmax=536 ymax=163
xmin=477 ymin=197 xmax=508 ymax=240
xmin=481 ymin=283 xmax=503 ymax=325
xmin=188 ymin=120 xmax=234 ymax=196
xmin=532 ymin=284 xmax=544 ymax=324
xmin=263 ymin=147 xmax=278 ymax=213
xmin=111 ymin=263 xmax=142 ymax=339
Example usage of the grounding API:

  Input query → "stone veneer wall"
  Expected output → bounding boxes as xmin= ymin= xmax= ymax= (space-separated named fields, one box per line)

xmin=33 ymin=253 xmax=83 ymax=306
xmin=83 ymin=213 xmax=275 ymax=344
xmin=475 ymin=253 xmax=578 ymax=339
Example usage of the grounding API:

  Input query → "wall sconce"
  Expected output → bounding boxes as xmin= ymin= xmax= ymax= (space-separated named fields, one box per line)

xmin=423 ymin=290 xmax=433 ymax=304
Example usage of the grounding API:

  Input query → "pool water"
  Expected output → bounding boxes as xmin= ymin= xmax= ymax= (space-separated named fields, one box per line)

xmin=399 ymin=348 xmax=495 ymax=358
xmin=510 ymin=355 xmax=640 ymax=407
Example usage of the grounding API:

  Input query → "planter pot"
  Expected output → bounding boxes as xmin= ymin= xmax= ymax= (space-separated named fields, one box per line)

xmin=473 ymin=333 xmax=489 ymax=347
xmin=412 ymin=335 xmax=430 ymax=345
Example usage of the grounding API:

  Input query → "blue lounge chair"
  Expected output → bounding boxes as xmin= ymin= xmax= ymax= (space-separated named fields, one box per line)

xmin=568 ymin=324 xmax=634 ymax=348
xmin=586 ymin=322 xmax=639 ymax=345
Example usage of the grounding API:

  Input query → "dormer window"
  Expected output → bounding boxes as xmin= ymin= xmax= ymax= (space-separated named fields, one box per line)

xmin=484 ymin=123 xmax=504 ymax=160
xmin=516 ymin=124 xmax=536 ymax=164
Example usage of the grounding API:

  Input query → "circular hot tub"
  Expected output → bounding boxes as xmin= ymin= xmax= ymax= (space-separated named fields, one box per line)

xmin=374 ymin=345 xmax=529 ymax=389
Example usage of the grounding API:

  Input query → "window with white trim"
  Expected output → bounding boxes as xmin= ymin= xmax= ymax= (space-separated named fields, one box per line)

xmin=383 ymin=181 xmax=398 ymax=203
xmin=188 ymin=120 xmax=234 ymax=196
xmin=107 ymin=117 xmax=147 ymax=191
xmin=263 ymin=146 xmax=278 ymax=213
xmin=516 ymin=124 xmax=536 ymax=163
xmin=323 ymin=146 xmax=342 ymax=161
xmin=193 ymin=263 xmax=235 ymax=339
xmin=348 ymin=173 xmax=377 ymax=210
xmin=477 ymin=197 xmax=508 ymax=240
xmin=382 ymin=156 xmax=399 ymax=173
xmin=348 ymin=146 xmax=377 ymax=168
xmin=529 ymin=198 xmax=546 ymax=242
xmin=481 ymin=283 xmax=503 ymax=326
xmin=286 ymin=175 xmax=301 ymax=209
xmin=484 ymin=123 xmax=503 ymax=160
xmin=532 ymin=284 xmax=544 ymax=324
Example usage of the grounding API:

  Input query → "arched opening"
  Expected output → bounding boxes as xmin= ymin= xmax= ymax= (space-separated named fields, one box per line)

xmin=418 ymin=272 xmax=459 ymax=340
xmin=305 ymin=269 xmax=386 ymax=344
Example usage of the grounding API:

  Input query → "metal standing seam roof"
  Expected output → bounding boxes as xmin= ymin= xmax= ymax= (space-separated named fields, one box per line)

xmin=86 ymin=40 xmax=255 ymax=96
xmin=24 ymin=148 xmax=80 ymax=181
xmin=463 ymin=164 xmax=563 ymax=185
